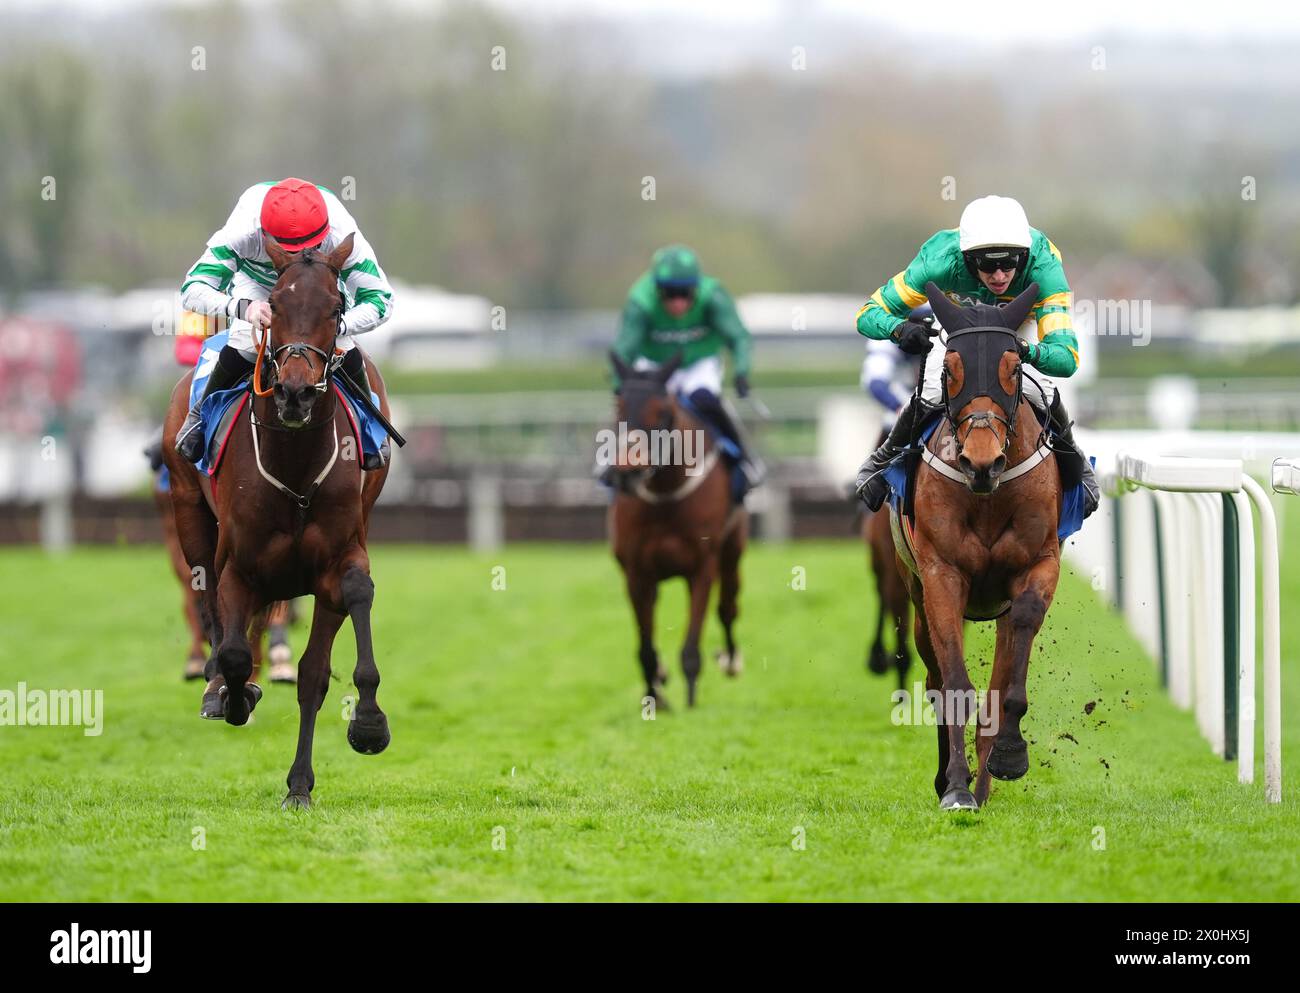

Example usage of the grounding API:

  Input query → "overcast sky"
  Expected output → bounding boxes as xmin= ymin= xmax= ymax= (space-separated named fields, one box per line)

xmin=7 ymin=0 xmax=1300 ymax=43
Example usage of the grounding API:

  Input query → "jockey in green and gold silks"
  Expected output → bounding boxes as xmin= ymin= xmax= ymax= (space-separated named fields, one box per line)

xmin=853 ymin=195 xmax=1098 ymax=516
xmin=608 ymin=244 xmax=763 ymax=490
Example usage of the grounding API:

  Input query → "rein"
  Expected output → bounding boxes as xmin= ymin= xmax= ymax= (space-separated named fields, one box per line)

xmin=925 ymin=325 xmax=1051 ymax=490
xmin=246 ymin=254 xmax=348 ymax=511
xmin=252 ymin=256 xmax=346 ymax=399
xmin=619 ymin=394 xmax=720 ymax=505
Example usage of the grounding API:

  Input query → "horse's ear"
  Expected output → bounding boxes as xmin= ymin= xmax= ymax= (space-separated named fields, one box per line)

xmin=609 ymin=350 xmax=632 ymax=381
xmin=656 ymin=349 xmax=685 ymax=383
xmin=924 ymin=281 xmax=967 ymax=331
xmin=265 ymin=236 xmax=294 ymax=272
xmin=999 ymin=281 xmax=1040 ymax=330
xmin=327 ymin=231 xmax=355 ymax=271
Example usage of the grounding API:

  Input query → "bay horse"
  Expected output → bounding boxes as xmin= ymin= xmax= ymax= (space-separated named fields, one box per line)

xmin=862 ymin=502 xmax=911 ymax=689
xmin=162 ymin=232 xmax=392 ymax=808
xmin=607 ymin=352 xmax=748 ymax=709
xmin=899 ymin=281 xmax=1061 ymax=810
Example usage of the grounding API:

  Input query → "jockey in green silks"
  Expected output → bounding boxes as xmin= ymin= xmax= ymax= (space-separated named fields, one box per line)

xmin=853 ymin=195 xmax=1099 ymax=518
xmin=608 ymin=244 xmax=763 ymax=490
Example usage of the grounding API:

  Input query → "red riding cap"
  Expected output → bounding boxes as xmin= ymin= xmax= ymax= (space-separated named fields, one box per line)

xmin=260 ymin=178 xmax=329 ymax=251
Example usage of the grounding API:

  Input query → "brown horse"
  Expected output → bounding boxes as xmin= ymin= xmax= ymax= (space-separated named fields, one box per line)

xmin=862 ymin=502 xmax=911 ymax=689
xmin=897 ymin=281 xmax=1061 ymax=811
xmin=162 ymin=233 xmax=392 ymax=808
xmin=607 ymin=353 xmax=748 ymax=709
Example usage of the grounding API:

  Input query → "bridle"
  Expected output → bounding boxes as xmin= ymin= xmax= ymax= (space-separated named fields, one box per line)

xmin=922 ymin=324 xmax=1053 ymax=490
xmin=252 ymin=255 xmax=346 ymax=405
xmin=940 ymin=325 xmax=1024 ymax=459
xmin=612 ymin=377 xmax=718 ymax=503
xmin=247 ymin=254 xmax=349 ymax=512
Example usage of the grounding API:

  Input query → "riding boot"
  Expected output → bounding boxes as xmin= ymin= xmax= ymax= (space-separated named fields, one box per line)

xmin=340 ymin=348 xmax=389 ymax=471
xmin=1046 ymin=391 xmax=1099 ymax=518
xmin=854 ymin=394 xmax=931 ymax=512
xmin=687 ymin=389 xmax=765 ymax=489
xmin=175 ymin=346 xmax=254 ymax=464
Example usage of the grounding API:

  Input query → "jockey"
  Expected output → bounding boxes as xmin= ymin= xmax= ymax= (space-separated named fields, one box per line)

xmin=861 ymin=303 xmax=927 ymax=432
xmin=853 ymin=195 xmax=1099 ymax=517
xmin=174 ymin=178 xmax=395 ymax=469
xmin=609 ymin=244 xmax=762 ymax=489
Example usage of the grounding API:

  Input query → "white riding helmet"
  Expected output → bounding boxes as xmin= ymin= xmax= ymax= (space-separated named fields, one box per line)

xmin=959 ymin=196 xmax=1031 ymax=252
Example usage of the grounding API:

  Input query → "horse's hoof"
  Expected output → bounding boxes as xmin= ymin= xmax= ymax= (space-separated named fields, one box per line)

xmin=347 ymin=713 xmax=391 ymax=755
xmin=281 ymin=793 xmax=312 ymax=811
xmin=220 ymin=683 xmax=261 ymax=727
xmin=939 ymin=787 xmax=979 ymax=811
xmin=199 ymin=691 xmax=224 ymax=720
xmin=183 ymin=656 xmax=206 ymax=681
xmin=269 ymin=661 xmax=297 ymax=684
xmin=716 ymin=649 xmax=744 ymax=677
xmin=987 ymin=737 xmax=1029 ymax=781
xmin=867 ymin=644 xmax=889 ymax=675
xmin=687 ymin=682 xmax=698 ymax=708
xmin=655 ymin=664 xmax=668 ymax=685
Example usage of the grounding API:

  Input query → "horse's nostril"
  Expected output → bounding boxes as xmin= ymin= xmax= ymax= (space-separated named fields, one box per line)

xmin=992 ymin=456 xmax=1007 ymax=475
xmin=958 ymin=455 xmax=973 ymax=475
xmin=273 ymin=383 xmax=286 ymax=400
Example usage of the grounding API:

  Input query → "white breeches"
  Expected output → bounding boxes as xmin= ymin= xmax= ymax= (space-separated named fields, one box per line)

xmin=633 ymin=354 xmax=723 ymax=398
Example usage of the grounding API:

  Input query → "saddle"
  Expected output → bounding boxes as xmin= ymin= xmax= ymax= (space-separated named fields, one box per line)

xmin=188 ymin=333 xmax=387 ymax=477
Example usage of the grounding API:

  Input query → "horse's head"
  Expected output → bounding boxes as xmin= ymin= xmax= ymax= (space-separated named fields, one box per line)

xmin=924 ymin=279 xmax=1039 ymax=494
xmin=261 ymin=232 xmax=353 ymax=428
xmin=607 ymin=350 xmax=684 ymax=479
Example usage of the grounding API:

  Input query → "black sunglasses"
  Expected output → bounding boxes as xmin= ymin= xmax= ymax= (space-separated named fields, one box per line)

xmin=970 ymin=250 xmax=1025 ymax=274
xmin=657 ymin=285 xmax=696 ymax=301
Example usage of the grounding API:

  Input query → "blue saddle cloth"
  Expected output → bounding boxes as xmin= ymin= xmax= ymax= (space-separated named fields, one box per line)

xmin=677 ymin=392 xmax=747 ymax=504
xmin=882 ymin=410 xmax=1088 ymax=542
xmin=188 ymin=332 xmax=388 ymax=475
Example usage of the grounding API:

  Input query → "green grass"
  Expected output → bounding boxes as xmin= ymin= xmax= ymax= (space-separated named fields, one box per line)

xmin=1 ymin=518 xmax=1299 ymax=901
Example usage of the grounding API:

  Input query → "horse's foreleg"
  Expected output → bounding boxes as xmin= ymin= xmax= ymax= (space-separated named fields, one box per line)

xmin=339 ymin=560 xmax=390 ymax=756
xmin=975 ymin=616 xmax=1015 ymax=805
xmin=626 ymin=573 xmax=664 ymax=707
xmin=215 ymin=569 xmax=261 ymax=727
xmin=248 ymin=607 xmax=269 ymax=684
xmin=986 ymin=556 xmax=1059 ymax=783
xmin=910 ymin=593 xmax=949 ymax=801
xmin=266 ymin=600 xmax=295 ymax=683
xmin=917 ymin=566 xmax=977 ymax=810
xmin=681 ymin=559 xmax=717 ymax=707
xmin=284 ymin=601 xmax=345 ymax=808
xmin=893 ymin=594 xmax=912 ymax=692
xmin=716 ymin=523 xmax=744 ymax=678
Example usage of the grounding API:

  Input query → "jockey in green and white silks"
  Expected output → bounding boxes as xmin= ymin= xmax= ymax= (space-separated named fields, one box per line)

xmin=609 ymin=244 xmax=763 ymax=490
xmin=174 ymin=178 xmax=395 ymax=468
xmin=853 ymin=195 xmax=1099 ymax=515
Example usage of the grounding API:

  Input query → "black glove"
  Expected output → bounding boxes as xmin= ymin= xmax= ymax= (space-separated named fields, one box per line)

xmin=891 ymin=320 xmax=935 ymax=356
xmin=734 ymin=374 xmax=750 ymax=398
xmin=1017 ymin=338 xmax=1034 ymax=363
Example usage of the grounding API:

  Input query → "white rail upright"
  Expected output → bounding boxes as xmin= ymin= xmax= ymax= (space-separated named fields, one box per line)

xmin=1113 ymin=452 xmax=1281 ymax=804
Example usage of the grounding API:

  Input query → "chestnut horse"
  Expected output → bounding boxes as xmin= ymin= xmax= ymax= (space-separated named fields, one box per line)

xmin=900 ymin=281 xmax=1061 ymax=810
xmin=607 ymin=353 xmax=748 ymax=709
xmin=162 ymin=233 xmax=392 ymax=808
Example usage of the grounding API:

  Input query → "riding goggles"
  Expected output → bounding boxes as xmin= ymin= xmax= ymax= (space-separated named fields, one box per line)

xmin=968 ymin=249 xmax=1026 ymax=274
